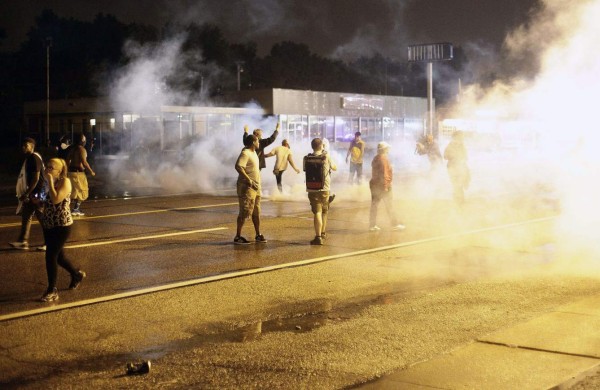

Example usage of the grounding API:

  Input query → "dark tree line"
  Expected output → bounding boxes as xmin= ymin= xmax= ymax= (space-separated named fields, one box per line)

xmin=0 ymin=9 xmax=472 ymax=144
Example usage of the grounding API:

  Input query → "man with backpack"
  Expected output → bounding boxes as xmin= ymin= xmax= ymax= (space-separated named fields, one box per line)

xmin=304 ymin=138 xmax=337 ymax=245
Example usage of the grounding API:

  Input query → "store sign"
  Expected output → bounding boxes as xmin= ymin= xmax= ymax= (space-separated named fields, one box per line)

xmin=341 ymin=96 xmax=384 ymax=111
xmin=408 ymin=42 xmax=453 ymax=62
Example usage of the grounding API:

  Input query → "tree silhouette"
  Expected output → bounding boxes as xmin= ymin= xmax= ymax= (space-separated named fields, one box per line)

xmin=0 ymin=10 xmax=472 ymax=145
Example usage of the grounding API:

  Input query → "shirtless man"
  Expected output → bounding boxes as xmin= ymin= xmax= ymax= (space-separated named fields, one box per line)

xmin=67 ymin=133 xmax=95 ymax=216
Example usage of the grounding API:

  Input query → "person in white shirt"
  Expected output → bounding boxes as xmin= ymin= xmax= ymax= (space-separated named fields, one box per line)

xmin=234 ymin=134 xmax=267 ymax=244
xmin=265 ymin=139 xmax=300 ymax=193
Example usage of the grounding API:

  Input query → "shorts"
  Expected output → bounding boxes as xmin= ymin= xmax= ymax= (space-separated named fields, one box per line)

xmin=350 ymin=162 xmax=363 ymax=177
xmin=68 ymin=172 xmax=89 ymax=201
xmin=308 ymin=191 xmax=330 ymax=214
xmin=237 ymin=182 xmax=261 ymax=219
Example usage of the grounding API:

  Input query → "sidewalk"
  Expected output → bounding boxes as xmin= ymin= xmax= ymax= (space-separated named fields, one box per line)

xmin=359 ymin=294 xmax=600 ymax=389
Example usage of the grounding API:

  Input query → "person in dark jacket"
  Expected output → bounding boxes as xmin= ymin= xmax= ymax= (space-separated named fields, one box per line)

xmin=56 ymin=135 xmax=71 ymax=160
xmin=242 ymin=122 xmax=279 ymax=170
xmin=10 ymin=138 xmax=45 ymax=250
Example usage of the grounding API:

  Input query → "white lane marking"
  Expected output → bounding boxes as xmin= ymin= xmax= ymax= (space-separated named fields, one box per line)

xmin=0 ymin=215 xmax=556 ymax=322
xmin=75 ymin=202 xmax=239 ymax=220
xmin=65 ymin=227 xmax=228 ymax=249
xmin=0 ymin=202 xmax=239 ymax=229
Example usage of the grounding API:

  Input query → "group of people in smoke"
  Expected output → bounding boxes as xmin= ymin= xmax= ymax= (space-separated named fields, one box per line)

xmin=11 ymin=123 xmax=468 ymax=301
xmin=233 ymin=123 xmax=470 ymax=246
xmin=416 ymin=131 xmax=471 ymax=204
xmin=9 ymin=134 xmax=94 ymax=302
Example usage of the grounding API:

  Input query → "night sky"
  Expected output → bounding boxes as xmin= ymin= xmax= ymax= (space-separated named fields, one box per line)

xmin=0 ymin=0 xmax=540 ymax=59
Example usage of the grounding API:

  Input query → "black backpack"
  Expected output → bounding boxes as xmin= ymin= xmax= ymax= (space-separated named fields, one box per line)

xmin=303 ymin=152 xmax=327 ymax=190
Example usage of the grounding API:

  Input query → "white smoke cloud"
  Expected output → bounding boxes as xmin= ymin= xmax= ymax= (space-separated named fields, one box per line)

xmin=101 ymin=0 xmax=600 ymax=267
xmin=106 ymin=35 xmax=277 ymax=195
xmin=109 ymin=37 xmax=186 ymax=112
xmin=444 ymin=0 xmax=600 ymax=264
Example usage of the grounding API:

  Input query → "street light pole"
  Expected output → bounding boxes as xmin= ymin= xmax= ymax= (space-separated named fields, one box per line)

xmin=427 ymin=62 xmax=433 ymax=136
xmin=235 ymin=61 xmax=244 ymax=92
xmin=45 ymin=37 xmax=52 ymax=146
xmin=407 ymin=42 xmax=453 ymax=137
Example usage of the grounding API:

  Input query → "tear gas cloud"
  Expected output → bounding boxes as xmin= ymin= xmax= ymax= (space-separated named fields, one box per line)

xmin=104 ymin=31 xmax=352 ymax=200
xmin=446 ymin=0 xmax=600 ymax=264
xmin=105 ymin=0 xmax=600 ymax=271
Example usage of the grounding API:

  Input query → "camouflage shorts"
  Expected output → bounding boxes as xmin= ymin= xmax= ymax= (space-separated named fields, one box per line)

xmin=308 ymin=191 xmax=329 ymax=214
xmin=237 ymin=182 xmax=261 ymax=219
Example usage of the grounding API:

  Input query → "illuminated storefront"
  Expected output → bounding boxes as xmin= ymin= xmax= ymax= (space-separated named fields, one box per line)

xmin=23 ymin=88 xmax=429 ymax=155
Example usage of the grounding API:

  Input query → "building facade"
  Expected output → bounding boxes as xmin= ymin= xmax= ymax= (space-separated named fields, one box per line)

xmin=24 ymin=88 xmax=429 ymax=156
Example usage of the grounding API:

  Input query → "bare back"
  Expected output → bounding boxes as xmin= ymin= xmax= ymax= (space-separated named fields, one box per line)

xmin=68 ymin=145 xmax=87 ymax=170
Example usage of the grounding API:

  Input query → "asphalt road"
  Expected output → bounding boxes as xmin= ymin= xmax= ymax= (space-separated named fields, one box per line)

xmin=1 ymin=189 xmax=599 ymax=388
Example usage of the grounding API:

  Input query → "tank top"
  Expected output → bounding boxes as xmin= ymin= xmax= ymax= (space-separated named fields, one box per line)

xmin=42 ymin=193 xmax=74 ymax=229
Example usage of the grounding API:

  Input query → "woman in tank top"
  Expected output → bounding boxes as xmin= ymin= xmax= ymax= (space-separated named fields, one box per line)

xmin=39 ymin=158 xmax=86 ymax=302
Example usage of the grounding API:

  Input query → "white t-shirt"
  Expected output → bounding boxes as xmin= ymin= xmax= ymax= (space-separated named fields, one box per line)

xmin=271 ymin=146 xmax=293 ymax=172
xmin=236 ymin=148 xmax=261 ymax=189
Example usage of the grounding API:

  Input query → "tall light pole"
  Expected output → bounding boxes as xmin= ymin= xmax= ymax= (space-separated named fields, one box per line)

xmin=235 ymin=61 xmax=244 ymax=91
xmin=45 ymin=37 xmax=52 ymax=146
xmin=408 ymin=42 xmax=453 ymax=137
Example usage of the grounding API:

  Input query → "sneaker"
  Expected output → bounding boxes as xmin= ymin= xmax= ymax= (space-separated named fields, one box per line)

xmin=328 ymin=193 xmax=336 ymax=204
xmin=392 ymin=224 xmax=406 ymax=231
xmin=36 ymin=245 xmax=47 ymax=251
xmin=255 ymin=234 xmax=267 ymax=243
xmin=234 ymin=236 xmax=251 ymax=245
xmin=369 ymin=226 xmax=381 ymax=231
xmin=9 ymin=241 xmax=29 ymax=250
xmin=69 ymin=270 xmax=86 ymax=290
xmin=310 ymin=236 xmax=323 ymax=245
xmin=72 ymin=210 xmax=85 ymax=216
xmin=321 ymin=232 xmax=327 ymax=239
xmin=40 ymin=288 xmax=59 ymax=302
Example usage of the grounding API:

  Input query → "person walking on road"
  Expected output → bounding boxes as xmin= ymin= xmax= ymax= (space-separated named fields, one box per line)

xmin=443 ymin=131 xmax=471 ymax=205
xmin=9 ymin=137 xmax=45 ymax=250
xmin=305 ymin=138 xmax=337 ymax=245
xmin=265 ymin=139 xmax=300 ymax=193
xmin=39 ymin=158 xmax=86 ymax=302
xmin=416 ymin=133 xmax=443 ymax=170
xmin=67 ymin=133 xmax=95 ymax=216
xmin=368 ymin=142 xmax=405 ymax=232
xmin=234 ymin=134 xmax=267 ymax=244
xmin=243 ymin=122 xmax=279 ymax=170
xmin=345 ymin=131 xmax=365 ymax=184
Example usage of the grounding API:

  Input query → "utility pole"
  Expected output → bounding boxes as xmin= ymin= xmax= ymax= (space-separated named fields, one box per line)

xmin=45 ymin=37 xmax=53 ymax=146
